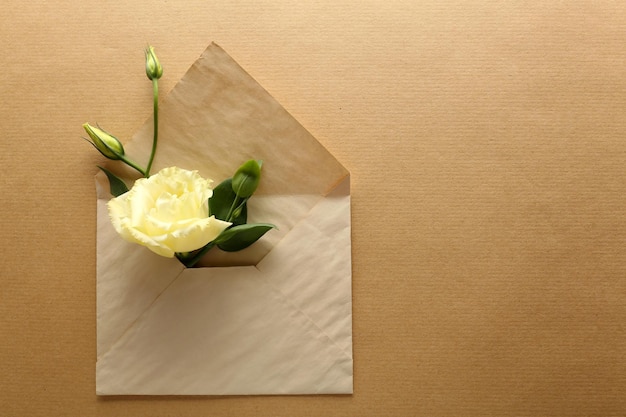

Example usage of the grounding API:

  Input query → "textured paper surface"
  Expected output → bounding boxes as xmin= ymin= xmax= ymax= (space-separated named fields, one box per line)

xmin=3 ymin=1 xmax=626 ymax=415
xmin=95 ymin=44 xmax=352 ymax=395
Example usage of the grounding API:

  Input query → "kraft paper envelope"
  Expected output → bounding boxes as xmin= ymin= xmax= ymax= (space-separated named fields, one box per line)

xmin=95 ymin=43 xmax=352 ymax=395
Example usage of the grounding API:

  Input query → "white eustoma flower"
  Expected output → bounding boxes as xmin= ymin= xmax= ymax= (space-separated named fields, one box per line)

xmin=107 ymin=166 xmax=231 ymax=258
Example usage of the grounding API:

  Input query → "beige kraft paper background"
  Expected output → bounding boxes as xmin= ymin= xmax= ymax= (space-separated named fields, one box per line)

xmin=1 ymin=1 xmax=625 ymax=416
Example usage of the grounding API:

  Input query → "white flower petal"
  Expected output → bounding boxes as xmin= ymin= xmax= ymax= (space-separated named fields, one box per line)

xmin=166 ymin=216 xmax=231 ymax=253
xmin=127 ymin=227 xmax=175 ymax=258
xmin=106 ymin=166 xmax=230 ymax=259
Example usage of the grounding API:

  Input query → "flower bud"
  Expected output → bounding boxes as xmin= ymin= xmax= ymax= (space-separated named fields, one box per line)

xmin=83 ymin=123 xmax=125 ymax=160
xmin=232 ymin=160 xmax=262 ymax=198
xmin=144 ymin=45 xmax=163 ymax=80
xmin=231 ymin=206 xmax=243 ymax=219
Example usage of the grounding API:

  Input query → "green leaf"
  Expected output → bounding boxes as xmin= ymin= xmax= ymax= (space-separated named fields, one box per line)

xmin=98 ymin=166 xmax=129 ymax=197
xmin=209 ymin=178 xmax=247 ymax=224
xmin=214 ymin=223 xmax=275 ymax=252
xmin=232 ymin=160 xmax=262 ymax=198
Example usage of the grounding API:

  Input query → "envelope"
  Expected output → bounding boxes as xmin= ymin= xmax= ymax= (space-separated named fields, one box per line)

xmin=95 ymin=43 xmax=353 ymax=395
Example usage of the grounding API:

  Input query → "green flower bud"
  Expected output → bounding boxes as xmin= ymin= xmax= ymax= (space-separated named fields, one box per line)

xmin=144 ymin=45 xmax=163 ymax=80
xmin=83 ymin=123 xmax=125 ymax=160
xmin=231 ymin=206 xmax=243 ymax=220
xmin=232 ymin=160 xmax=262 ymax=198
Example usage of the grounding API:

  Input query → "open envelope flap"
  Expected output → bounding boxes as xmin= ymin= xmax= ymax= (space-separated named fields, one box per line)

xmin=110 ymin=42 xmax=348 ymax=196
xmin=96 ymin=177 xmax=352 ymax=395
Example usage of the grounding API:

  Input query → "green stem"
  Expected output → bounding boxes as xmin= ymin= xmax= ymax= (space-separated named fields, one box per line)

xmin=177 ymin=242 xmax=216 ymax=268
xmin=230 ymin=197 xmax=249 ymax=222
xmin=145 ymin=78 xmax=159 ymax=177
xmin=120 ymin=156 xmax=147 ymax=177
xmin=225 ymin=195 xmax=241 ymax=222
xmin=225 ymin=181 xmax=247 ymax=221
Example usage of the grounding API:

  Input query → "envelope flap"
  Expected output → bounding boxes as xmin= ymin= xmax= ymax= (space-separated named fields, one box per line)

xmin=108 ymin=42 xmax=348 ymax=197
xmin=96 ymin=267 xmax=353 ymax=395
xmin=257 ymin=176 xmax=352 ymax=354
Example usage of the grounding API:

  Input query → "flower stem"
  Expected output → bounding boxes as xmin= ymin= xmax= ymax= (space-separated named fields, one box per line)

xmin=177 ymin=242 xmax=216 ymax=268
xmin=145 ymin=78 xmax=159 ymax=177
xmin=225 ymin=195 xmax=241 ymax=222
xmin=225 ymin=181 xmax=247 ymax=221
xmin=120 ymin=156 xmax=147 ymax=177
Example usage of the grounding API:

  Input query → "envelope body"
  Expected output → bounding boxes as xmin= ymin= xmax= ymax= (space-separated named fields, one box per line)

xmin=95 ymin=44 xmax=353 ymax=395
